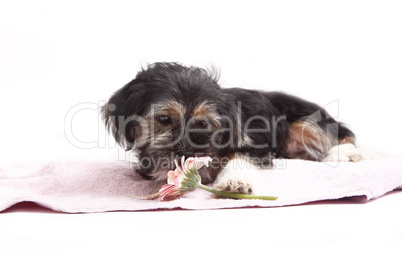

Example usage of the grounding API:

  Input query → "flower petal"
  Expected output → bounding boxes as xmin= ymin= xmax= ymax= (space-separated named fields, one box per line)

xmin=181 ymin=156 xmax=186 ymax=172
xmin=159 ymin=184 xmax=181 ymax=201
xmin=174 ymin=159 xmax=183 ymax=173
xmin=195 ymin=156 xmax=212 ymax=169
xmin=174 ymin=173 xmax=185 ymax=187
xmin=167 ymin=170 xmax=177 ymax=185
xmin=174 ymin=168 xmax=182 ymax=176
xmin=183 ymin=158 xmax=193 ymax=171
xmin=184 ymin=156 xmax=213 ymax=170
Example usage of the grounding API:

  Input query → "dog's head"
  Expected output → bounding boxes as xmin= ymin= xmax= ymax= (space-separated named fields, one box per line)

xmin=102 ymin=62 xmax=238 ymax=181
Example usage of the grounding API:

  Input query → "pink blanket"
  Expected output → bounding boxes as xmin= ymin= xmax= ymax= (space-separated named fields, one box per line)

xmin=1 ymin=157 xmax=402 ymax=213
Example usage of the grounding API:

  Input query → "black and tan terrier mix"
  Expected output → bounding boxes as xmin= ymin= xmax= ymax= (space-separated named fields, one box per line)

xmin=103 ymin=62 xmax=375 ymax=194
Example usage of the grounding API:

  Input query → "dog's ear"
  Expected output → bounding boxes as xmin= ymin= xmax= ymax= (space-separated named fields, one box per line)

xmin=101 ymin=80 xmax=146 ymax=150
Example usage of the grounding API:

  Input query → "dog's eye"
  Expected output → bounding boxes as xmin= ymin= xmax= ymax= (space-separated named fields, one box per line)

xmin=156 ymin=115 xmax=172 ymax=125
xmin=198 ymin=120 xmax=208 ymax=128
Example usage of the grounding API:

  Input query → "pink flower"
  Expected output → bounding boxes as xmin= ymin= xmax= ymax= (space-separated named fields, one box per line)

xmin=167 ymin=158 xmax=184 ymax=186
xmin=166 ymin=156 xmax=212 ymax=187
xmin=159 ymin=156 xmax=212 ymax=201
xmin=134 ymin=155 xmax=278 ymax=201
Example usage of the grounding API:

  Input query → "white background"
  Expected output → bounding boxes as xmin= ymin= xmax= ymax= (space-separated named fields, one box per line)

xmin=1 ymin=0 xmax=401 ymax=267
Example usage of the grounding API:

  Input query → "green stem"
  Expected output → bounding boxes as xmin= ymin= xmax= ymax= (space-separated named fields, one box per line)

xmin=198 ymin=184 xmax=278 ymax=200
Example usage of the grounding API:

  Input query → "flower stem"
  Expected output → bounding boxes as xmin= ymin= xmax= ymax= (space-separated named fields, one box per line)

xmin=197 ymin=184 xmax=278 ymax=200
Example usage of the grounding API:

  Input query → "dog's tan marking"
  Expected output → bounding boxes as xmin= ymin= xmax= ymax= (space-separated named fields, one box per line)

xmin=151 ymin=101 xmax=186 ymax=118
xmin=133 ymin=101 xmax=186 ymax=146
xmin=339 ymin=136 xmax=356 ymax=145
xmin=192 ymin=101 xmax=222 ymax=127
xmin=146 ymin=101 xmax=186 ymax=130
xmin=192 ymin=101 xmax=213 ymax=117
xmin=285 ymin=121 xmax=336 ymax=161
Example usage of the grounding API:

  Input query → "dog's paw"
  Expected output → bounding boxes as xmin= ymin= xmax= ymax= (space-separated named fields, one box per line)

xmin=214 ymin=178 xmax=254 ymax=194
xmin=323 ymin=144 xmax=380 ymax=162
xmin=213 ymin=155 xmax=259 ymax=195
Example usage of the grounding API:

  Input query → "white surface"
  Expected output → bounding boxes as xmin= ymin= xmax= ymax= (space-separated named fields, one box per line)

xmin=1 ymin=0 xmax=401 ymax=267
xmin=1 ymin=194 xmax=402 ymax=268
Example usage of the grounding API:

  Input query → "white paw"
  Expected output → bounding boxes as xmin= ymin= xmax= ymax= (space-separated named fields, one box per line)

xmin=214 ymin=177 xmax=254 ymax=194
xmin=213 ymin=156 xmax=257 ymax=194
xmin=323 ymin=144 xmax=380 ymax=162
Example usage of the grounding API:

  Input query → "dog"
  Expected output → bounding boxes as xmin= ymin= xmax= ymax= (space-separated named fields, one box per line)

xmin=102 ymin=62 xmax=376 ymax=194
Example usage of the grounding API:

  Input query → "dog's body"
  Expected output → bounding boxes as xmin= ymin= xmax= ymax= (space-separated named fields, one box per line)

xmin=103 ymin=62 xmax=375 ymax=194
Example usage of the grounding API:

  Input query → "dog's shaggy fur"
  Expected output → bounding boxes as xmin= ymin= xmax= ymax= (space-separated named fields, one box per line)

xmin=103 ymin=62 xmax=365 ymax=194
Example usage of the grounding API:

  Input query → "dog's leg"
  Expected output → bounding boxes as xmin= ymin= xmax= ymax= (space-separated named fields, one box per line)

xmin=213 ymin=155 xmax=260 ymax=194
